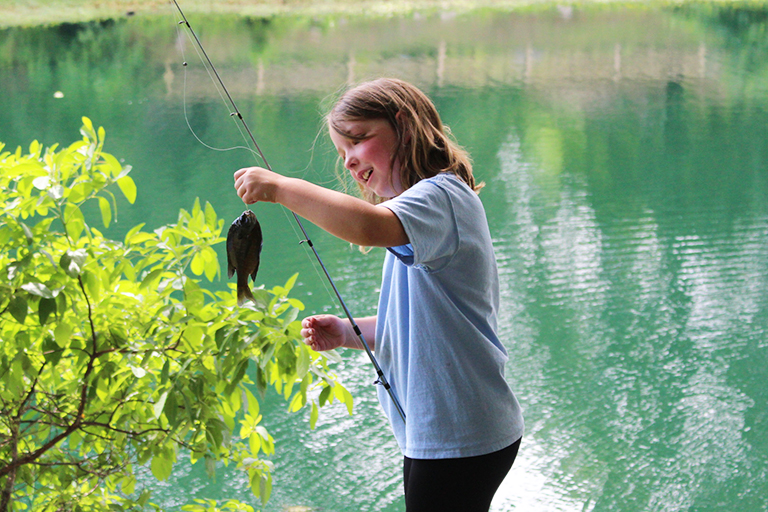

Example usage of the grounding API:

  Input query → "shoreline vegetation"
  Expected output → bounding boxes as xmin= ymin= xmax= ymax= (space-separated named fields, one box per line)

xmin=0 ymin=0 xmax=764 ymax=27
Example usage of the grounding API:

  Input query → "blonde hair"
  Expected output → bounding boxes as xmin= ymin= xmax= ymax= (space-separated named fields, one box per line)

xmin=327 ymin=78 xmax=481 ymax=203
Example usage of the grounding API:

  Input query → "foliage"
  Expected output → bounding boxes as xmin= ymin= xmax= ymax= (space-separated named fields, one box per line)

xmin=0 ymin=118 xmax=353 ymax=511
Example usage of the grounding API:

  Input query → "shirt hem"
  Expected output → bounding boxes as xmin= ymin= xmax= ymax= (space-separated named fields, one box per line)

xmin=402 ymin=431 xmax=523 ymax=460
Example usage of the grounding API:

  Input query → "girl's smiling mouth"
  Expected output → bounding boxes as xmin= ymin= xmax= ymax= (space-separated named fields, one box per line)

xmin=329 ymin=117 xmax=404 ymax=198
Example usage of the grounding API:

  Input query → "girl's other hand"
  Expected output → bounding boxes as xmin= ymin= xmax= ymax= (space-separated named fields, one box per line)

xmin=234 ymin=166 xmax=283 ymax=204
xmin=301 ymin=315 xmax=349 ymax=352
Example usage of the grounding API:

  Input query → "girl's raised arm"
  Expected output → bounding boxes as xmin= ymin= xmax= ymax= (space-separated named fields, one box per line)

xmin=234 ymin=166 xmax=407 ymax=248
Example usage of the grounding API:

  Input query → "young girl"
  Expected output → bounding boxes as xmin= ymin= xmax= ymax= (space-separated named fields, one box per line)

xmin=234 ymin=78 xmax=524 ymax=512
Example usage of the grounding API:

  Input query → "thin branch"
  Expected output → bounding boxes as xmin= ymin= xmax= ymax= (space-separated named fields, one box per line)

xmin=0 ymin=276 xmax=97 ymax=480
xmin=16 ymin=360 xmax=47 ymax=419
xmin=80 ymin=421 xmax=170 ymax=438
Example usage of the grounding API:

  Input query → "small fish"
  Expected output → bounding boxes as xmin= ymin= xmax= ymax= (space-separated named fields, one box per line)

xmin=226 ymin=210 xmax=263 ymax=306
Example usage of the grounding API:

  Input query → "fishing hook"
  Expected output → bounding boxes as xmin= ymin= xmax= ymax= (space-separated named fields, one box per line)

xmin=170 ymin=0 xmax=406 ymax=424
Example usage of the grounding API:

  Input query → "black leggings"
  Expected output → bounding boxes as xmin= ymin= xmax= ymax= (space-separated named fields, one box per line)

xmin=403 ymin=437 xmax=521 ymax=512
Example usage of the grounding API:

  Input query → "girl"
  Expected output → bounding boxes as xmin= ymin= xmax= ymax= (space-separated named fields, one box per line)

xmin=234 ymin=78 xmax=524 ymax=512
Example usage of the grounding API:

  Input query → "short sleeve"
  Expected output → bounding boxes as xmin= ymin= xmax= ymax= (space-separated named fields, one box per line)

xmin=381 ymin=178 xmax=459 ymax=269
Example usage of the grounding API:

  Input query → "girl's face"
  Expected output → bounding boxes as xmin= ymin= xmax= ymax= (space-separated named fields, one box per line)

xmin=329 ymin=118 xmax=405 ymax=199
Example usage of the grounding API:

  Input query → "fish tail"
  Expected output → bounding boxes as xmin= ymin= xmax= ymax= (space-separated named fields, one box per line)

xmin=237 ymin=278 xmax=255 ymax=306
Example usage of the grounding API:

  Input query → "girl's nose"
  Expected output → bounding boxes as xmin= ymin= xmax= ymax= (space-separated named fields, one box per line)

xmin=344 ymin=152 xmax=357 ymax=170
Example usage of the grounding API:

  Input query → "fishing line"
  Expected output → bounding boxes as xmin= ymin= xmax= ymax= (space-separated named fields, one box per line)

xmin=173 ymin=18 xmax=260 ymax=157
xmin=171 ymin=3 xmax=338 ymax=305
xmin=170 ymin=0 xmax=406 ymax=423
xmin=173 ymin=4 xmax=324 ymax=313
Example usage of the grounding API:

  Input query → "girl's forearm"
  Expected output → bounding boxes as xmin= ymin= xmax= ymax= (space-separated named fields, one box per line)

xmin=275 ymin=176 xmax=407 ymax=247
xmin=343 ymin=315 xmax=377 ymax=351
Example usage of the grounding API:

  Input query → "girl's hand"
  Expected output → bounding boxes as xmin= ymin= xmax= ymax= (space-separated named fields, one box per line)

xmin=301 ymin=315 xmax=350 ymax=352
xmin=234 ymin=166 xmax=283 ymax=204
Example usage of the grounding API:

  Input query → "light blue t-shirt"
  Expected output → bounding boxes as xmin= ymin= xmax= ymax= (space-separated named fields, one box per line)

xmin=376 ymin=172 xmax=524 ymax=459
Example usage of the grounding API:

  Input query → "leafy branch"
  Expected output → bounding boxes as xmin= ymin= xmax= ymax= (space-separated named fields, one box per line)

xmin=0 ymin=120 xmax=354 ymax=512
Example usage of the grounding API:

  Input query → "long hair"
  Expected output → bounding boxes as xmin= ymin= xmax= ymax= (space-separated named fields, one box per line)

xmin=327 ymin=78 xmax=481 ymax=203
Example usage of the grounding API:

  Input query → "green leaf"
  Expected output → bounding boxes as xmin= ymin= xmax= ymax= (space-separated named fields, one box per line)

xmin=117 ymin=176 xmax=137 ymax=204
xmin=137 ymin=489 xmax=151 ymax=507
xmin=284 ymin=273 xmax=299 ymax=293
xmin=226 ymin=359 xmax=249 ymax=395
xmin=183 ymin=325 xmax=204 ymax=346
xmin=251 ymin=289 xmax=271 ymax=309
xmin=7 ymin=295 xmax=27 ymax=324
xmin=154 ymin=391 xmax=169 ymax=419
xmin=204 ymin=201 xmax=217 ymax=229
xmin=160 ymin=359 xmax=170 ymax=387
xmin=244 ymin=388 xmax=260 ymax=418
xmin=259 ymin=472 xmax=272 ymax=505
xmin=140 ymin=269 xmax=164 ymax=290
xmin=60 ymin=249 xmax=87 ymax=278
xmin=123 ymin=222 xmax=146 ymax=244
xmin=68 ymin=429 xmax=83 ymax=453
xmin=296 ymin=345 xmax=310 ymax=379
xmin=38 ymin=297 xmax=57 ymax=325
xmin=150 ymin=451 xmax=173 ymax=481
xmin=310 ymin=401 xmax=319 ymax=429
xmin=98 ymin=196 xmax=112 ymax=228
xmin=203 ymin=246 xmax=218 ymax=282
xmin=323 ymin=349 xmax=343 ymax=364
xmin=63 ymin=204 xmax=85 ymax=241
xmin=319 ymin=385 xmax=332 ymax=407
xmin=54 ymin=323 xmax=72 ymax=347
xmin=288 ymin=391 xmax=305 ymax=413
xmin=23 ymin=282 xmax=54 ymax=299
xmin=287 ymin=297 xmax=305 ymax=310
xmin=20 ymin=222 xmax=33 ymax=245
xmin=42 ymin=335 xmax=63 ymax=366
xmin=68 ymin=182 xmax=93 ymax=203
xmin=249 ymin=432 xmax=261 ymax=455
xmin=165 ymin=391 xmax=179 ymax=426
xmin=82 ymin=270 xmax=101 ymax=302
xmin=190 ymin=251 xmax=205 ymax=276
xmin=32 ymin=175 xmax=50 ymax=190
xmin=121 ymin=474 xmax=136 ymax=495
xmin=81 ymin=116 xmax=95 ymax=137
xmin=48 ymin=184 xmax=64 ymax=200
xmin=101 ymin=152 xmax=123 ymax=178
xmin=255 ymin=366 xmax=267 ymax=398
xmin=284 ymin=307 xmax=299 ymax=325
xmin=341 ymin=387 xmax=354 ymax=415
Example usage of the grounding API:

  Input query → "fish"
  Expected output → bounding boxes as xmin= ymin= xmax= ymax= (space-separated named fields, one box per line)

xmin=226 ymin=210 xmax=263 ymax=306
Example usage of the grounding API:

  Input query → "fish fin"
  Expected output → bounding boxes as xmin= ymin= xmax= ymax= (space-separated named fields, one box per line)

xmin=249 ymin=257 xmax=260 ymax=282
xmin=226 ymin=239 xmax=235 ymax=279
xmin=237 ymin=274 xmax=255 ymax=306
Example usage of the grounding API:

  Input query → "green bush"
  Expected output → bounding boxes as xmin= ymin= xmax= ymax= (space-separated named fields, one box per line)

xmin=0 ymin=118 xmax=352 ymax=511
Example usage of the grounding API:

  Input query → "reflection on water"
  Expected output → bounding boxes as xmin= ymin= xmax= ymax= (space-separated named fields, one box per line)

xmin=492 ymin=131 xmax=767 ymax=511
xmin=1 ymin=3 xmax=767 ymax=511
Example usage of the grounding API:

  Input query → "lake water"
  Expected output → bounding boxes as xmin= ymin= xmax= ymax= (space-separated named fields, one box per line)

xmin=1 ymin=3 xmax=767 ymax=511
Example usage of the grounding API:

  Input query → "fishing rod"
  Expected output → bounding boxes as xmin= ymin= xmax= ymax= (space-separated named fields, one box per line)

xmin=170 ymin=0 xmax=406 ymax=424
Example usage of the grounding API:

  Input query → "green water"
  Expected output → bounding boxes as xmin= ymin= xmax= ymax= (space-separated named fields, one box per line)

xmin=2 ymin=3 xmax=767 ymax=511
